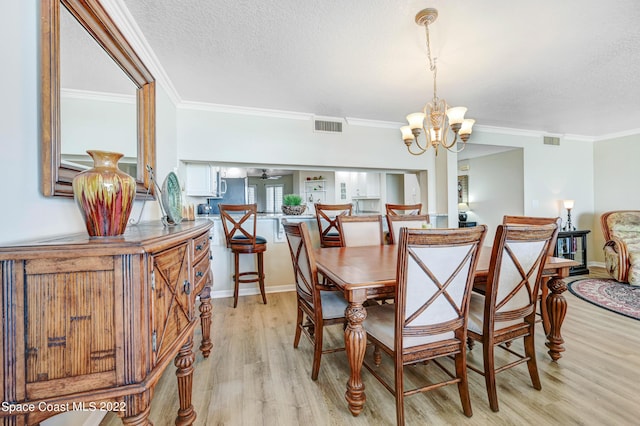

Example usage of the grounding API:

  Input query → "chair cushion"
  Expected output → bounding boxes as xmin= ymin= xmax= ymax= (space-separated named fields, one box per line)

xmin=320 ymin=291 xmax=348 ymax=320
xmin=628 ymin=242 xmax=640 ymax=285
xmin=364 ymin=304 xmax=454 ymax=349
xmin=229 ymin=235 xmax=267 ymax=245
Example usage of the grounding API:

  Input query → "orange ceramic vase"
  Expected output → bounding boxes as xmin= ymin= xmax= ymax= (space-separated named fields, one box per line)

xmin=72 ymin=150 xmax=136 ymax=237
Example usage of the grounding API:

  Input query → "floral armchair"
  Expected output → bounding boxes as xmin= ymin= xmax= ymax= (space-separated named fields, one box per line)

xmin=601 ymin=211 xmax=640 ymax=285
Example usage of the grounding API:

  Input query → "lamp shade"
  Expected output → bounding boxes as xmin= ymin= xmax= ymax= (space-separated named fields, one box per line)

xmin=406 ymin=112 xmax=426 ymax=129
xmin=563 ymin=199 xmax=575 ymax=209
xmin=445 ymin=106 xmax=467 ymax=125
xmin=400 ymin=126 xmax=414 ymax=141
xmin=458 ymin=202 xmax=469 ymax=212
xmin=459 ymin=119 xmax=475 ymax=135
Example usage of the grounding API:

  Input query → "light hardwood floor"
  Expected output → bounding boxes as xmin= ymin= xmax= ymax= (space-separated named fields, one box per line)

xmin=101 ymin=268 xmax=640 ymax=425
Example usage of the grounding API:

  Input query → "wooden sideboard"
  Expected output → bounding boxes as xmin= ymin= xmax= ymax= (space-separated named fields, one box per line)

xmin=0 ymin=220 xmax=213 ymax=425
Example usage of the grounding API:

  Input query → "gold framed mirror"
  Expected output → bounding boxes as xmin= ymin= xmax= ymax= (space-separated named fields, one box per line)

xmin=41 ymin=0 xmax=156 ymax=198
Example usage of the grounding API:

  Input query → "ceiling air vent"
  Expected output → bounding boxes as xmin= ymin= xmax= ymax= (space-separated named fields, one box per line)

xmin=314 ymin=119 xmax=343 ymax=133
xmin=543 ymin=136 xmax=560 ymax=146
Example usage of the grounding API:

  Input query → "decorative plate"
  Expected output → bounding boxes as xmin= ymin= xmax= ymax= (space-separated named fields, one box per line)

xmin=161 ymin=172 xmax=183 ymax=224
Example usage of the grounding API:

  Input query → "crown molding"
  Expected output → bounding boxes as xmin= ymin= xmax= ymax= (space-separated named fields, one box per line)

xmin=593 ymin=128 xmax=640 ymax=141
xmin=61 ymin=88 xmax=135 ymax=104
xmin=345 ymin=117 xmax=403 ymax=128
xmin=101 ymin=0 xmax=182 ymax=106
xmin=178 ymin=101 xmax=314 ymax=121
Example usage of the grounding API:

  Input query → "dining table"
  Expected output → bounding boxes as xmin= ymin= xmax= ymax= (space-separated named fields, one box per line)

xmin=314 ymin=243 xmax=579 ymax=417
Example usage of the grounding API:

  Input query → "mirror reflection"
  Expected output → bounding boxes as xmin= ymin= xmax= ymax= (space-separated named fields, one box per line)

xmin=59 ymin=4 xmax=138 ymax=176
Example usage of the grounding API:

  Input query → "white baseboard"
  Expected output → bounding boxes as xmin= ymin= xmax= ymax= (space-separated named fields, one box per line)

xmin=211 ymin=284 xmax=295 ymax=299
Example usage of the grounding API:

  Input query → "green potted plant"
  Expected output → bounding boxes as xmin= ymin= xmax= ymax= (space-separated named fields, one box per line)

xmin=281 ymin=194 xmax=307 ymax=215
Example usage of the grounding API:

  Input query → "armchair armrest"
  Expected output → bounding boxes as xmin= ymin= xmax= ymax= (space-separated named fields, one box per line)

xmin=604 ymin=237 xmax=629 ymax=283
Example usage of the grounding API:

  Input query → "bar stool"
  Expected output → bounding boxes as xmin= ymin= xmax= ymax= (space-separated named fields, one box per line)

xmin=314 ymin=203 xmax=353 ymax=248
xmin=219 ymin=204 xmax=267 ymax=308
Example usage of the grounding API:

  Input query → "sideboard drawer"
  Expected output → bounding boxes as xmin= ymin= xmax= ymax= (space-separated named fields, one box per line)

xmin=193 ymin=254 xmax=211 ymax=295
xmin=192 ymin=232 xmax=211 ymax=263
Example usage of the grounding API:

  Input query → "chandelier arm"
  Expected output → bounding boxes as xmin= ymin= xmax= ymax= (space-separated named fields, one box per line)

xmin=406 ymin=143 xmax=429 ymax=156
xmin=440 ymin=130 xmax=468 ymax=153
xmin=440 ymin=127 xmax=458 ymax=149
xmin=413 ymin=131 xmax=431 ymax=152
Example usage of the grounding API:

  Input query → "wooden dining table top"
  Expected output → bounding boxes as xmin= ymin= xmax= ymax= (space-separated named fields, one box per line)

xmin=314 ymin=244 xmax=579 ymax=291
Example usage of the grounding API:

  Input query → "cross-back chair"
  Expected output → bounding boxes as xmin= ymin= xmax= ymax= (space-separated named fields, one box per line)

xmin=337 ymin=214 xmax=384 ymax=247
xmin=466 ymin=223 xmax=557 ymax=412
xmin=314 ymin=203 xmax=353 ymax=247
xmin=219 ymin=204 xmax=267 ymax=308
xmin=385 ymin=203 xmax=422 ymax=216
xmin=386 ymin=214 xmax=431 ymax=245
xmin=363 ymin=226 xmax=487 ymax=426
xmin=501 ymin=215 xmax=561 ymax=333
xmin=282 ymin=220 xmax=347 ymax=380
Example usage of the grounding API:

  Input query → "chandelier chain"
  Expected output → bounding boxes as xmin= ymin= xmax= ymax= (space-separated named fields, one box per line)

xmin=424 ymin=24 xmax=438 ymax=102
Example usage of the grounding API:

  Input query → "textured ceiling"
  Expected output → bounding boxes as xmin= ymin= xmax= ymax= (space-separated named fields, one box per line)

xmin=116 ymin=0 xmax=640 ymax=138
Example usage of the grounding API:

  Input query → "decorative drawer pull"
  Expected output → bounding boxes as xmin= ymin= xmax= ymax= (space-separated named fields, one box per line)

xmin=183 ymin=280 xmax=191 ymax=294
xmin=196 ymin=271 xmax=204 ymax=278
xmin=196 ymin=244 xmax=203 ymax=251
xmin=209 ymin=254 xmax=213 ymax=260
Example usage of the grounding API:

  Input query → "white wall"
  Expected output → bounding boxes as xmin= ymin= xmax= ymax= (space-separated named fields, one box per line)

xmin=592 ymin=133 xmax=640 ymax=262
xmin=466 ymin=131 xmax=595 ymax=254
xmin=463 ymin=149 xmax=524 ymax=244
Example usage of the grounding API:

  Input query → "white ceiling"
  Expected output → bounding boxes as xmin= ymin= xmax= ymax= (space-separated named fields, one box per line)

xmin=115 ymin=0 xmax=640 ymax=138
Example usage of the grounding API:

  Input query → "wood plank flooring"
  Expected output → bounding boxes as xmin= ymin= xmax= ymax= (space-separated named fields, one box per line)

xmin=101 ymin=268 xmax=640 ymax=425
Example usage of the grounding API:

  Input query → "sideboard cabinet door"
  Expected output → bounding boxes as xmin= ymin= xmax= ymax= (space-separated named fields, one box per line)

xmin=151 ymin=242 xmax=193 ymax=363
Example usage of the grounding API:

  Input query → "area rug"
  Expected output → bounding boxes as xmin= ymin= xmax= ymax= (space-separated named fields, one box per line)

xmin=568 ymin=278 xmax=640 ymax=321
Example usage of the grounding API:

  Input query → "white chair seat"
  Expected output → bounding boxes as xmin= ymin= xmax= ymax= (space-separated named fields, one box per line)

xmin=320 ymin=291 xmax=348 ymax=320
xmin=364 ymin=304 xmax=454 ymax=349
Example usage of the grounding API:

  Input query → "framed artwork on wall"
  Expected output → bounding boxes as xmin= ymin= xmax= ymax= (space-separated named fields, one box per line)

xmin=458 ymin=175 xmax=469 ymax=204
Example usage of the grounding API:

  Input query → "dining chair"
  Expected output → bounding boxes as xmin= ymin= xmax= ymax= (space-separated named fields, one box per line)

xmin=466 ymin=223 xmax=558 ymax=412
xmin=337 ymin=214 xmax=384 ymax=247
xmin=385 ymin=214 xmax=431 ymax=245
xmin=363 ymin=226 xmax=487 ymax=426
xmin=282 ymin=220 xmax=348 ymax=380
xmin=501 ymin=215 xmax=562 ymax=334
xmin=385 ymin=203 xmax=422 ymax=216
xmin=219 ymin=204 xmax=267 ymax=308
xmin=314 ymin=203 xmax=353 ymax=248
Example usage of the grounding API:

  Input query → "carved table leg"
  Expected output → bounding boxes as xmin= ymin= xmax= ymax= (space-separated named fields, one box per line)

xmin=344 ymin=299 xmax=367 ymax=416
xmin=121 ymin=390 xmax=153 ymax=426
xmin=539 ymin=276 xmax=551 ymax=335
xmin=545 ymin=276 xmax=568 ymax=361
xmin=198 ymin=276 xmax=213 ymax=358
xmin=175 ymin=338 xmax=196 ymax=426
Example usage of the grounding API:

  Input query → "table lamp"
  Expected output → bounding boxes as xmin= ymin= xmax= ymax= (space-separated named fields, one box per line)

xmin=563 ymin=199 xmax=575 ymax=231
xmin=458 ymin=202 xmax=469 ymax=222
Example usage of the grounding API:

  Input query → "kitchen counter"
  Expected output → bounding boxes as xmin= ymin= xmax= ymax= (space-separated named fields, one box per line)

xmin=204 ymin=213 xmax=319 ymax=302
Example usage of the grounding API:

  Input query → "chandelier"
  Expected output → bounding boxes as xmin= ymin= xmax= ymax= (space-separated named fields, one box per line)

xmin=400 ymin=8 xmax=475 ymax=155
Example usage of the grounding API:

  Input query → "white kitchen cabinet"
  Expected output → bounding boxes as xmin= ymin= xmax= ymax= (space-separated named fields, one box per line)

xmin=349 ymin=172 xmax=380 ymax=197
xmin=185 ymin=163 xmax=225 ymax=197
